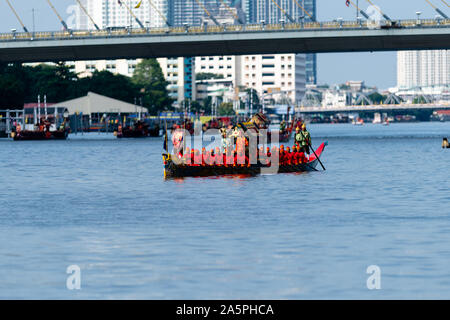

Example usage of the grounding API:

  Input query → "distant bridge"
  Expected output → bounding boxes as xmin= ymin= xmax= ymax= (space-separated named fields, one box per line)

xmin=296 ymin=102 xmax=450 ymax=114
xmin=0 ymin=19 xmax=449 ymax=62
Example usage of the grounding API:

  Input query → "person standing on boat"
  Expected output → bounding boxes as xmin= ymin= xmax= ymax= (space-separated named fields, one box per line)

xmin=280 ymin=120 xmax=286 ymax=134
xmin=296 ymin=124 xmax=311 ymax=155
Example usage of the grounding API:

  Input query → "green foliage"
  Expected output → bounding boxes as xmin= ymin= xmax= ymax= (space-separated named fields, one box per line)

xmin=132 ymin=59 xmax=172 ymax=114
xmin=78 ymin=70 xmax=139 ymax=104
xmin=412 ymin=96 xmax=427 ymax=104
xmin=218 ymin=102 xmax=234 ymax=116
xmin=0 ymin=63 xmax=26 ymax=109
xmin=368 ymin=92 xmax=386 ymax=104
xmin=0 ymin=59 xmax=172 ymax=115
xmin=196 ymin=72 xmax=224 ymax=81
xmin=23 ymin=63 xmax=81 ymax=103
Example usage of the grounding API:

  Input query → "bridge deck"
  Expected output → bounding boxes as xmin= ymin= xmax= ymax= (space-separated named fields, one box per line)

xmin=0 ymin=19 xmax=449 ymax=62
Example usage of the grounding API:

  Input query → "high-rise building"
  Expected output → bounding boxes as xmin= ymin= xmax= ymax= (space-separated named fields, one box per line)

xmin=235 ymin=0 xmax=310 ymax=102
xmin=72 ymin=0 xmax=195 ymax=106
xmin=241 ymin=54 xmax=306 ymax=104
xmin=243 ymin=0 xmax=317 ymax=84
xmin=158 ymin=57 xmax=197 ymax=104
xmin=397 ymin=50 xmax=449 ymax=89
xmin=73 ymin=0 xmax=165 ymax=78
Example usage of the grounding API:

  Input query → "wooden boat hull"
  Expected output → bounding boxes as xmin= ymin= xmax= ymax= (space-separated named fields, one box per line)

xmin=163 ymin=142 xmax=326 ymax=178
xmin=13 ymin=130 xmax=68 ymax=141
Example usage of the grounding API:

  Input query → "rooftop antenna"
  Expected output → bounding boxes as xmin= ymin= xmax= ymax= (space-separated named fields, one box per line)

xmin=5 ymin=0 xmax=29 ymax=32
xmin=122 ymin=0 xmax=145 ymax=28
xmin=45 ymin=0 xmax=69 ymax=31
xmin=147 ymin=0 xmax=171 ymax=27
xmin=194 ymin=0 xmax=220 ymax=26
xmin=75 ymin=0 xmax=100 ymax=30
xmin=424 ymin=0 xmax=449 ymax=19
xmin=346 ymin=0 xmax=370 ymax=19
xmin=218 ymin=0 xmax=244 ymax=24
xmin=364 ymin=0 xmax=392 ymax=20
xmin=292 ymin=0 xmax=315 ymax=21
xmin=269 ymin=0 xmax=295 ymax=22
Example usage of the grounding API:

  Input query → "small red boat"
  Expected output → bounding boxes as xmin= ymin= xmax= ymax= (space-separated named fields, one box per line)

xmin=162 ymin=142 xmax=327 ymax=179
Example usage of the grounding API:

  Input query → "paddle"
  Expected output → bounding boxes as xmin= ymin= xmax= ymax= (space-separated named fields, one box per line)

xmin=300 ymin=130 xmax=326 ymax=171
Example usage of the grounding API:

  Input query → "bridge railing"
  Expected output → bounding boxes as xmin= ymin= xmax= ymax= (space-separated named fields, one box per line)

xmin=0 ymin=19 xmax=449 ymax=42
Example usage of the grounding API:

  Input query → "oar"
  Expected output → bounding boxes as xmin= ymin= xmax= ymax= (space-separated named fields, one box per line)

xmin=301 ymin=131 xmax=326 ymax=171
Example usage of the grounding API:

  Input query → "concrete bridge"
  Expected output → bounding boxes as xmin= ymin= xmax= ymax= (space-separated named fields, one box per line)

xmin=0 ymin=19 xmax=449 ymax=63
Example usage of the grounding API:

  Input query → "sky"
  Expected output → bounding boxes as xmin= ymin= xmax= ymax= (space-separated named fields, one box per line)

xmin=0 ymin=0 xmax=447 ymax=89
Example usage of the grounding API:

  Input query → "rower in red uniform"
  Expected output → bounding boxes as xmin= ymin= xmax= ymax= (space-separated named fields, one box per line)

xmin=279 ymin=145 xmax=285 ymax=165
xmin=183 ymin=147 xmax=191 ymax=165
xmin=292 ymin=145 xmax=299 ymax=165
xmin=190 ymin=149 xmax=195 ymax=165
xmin=193 ymin=149 xmax=202 ymax=166
xmin=285 ymin=147 xmax=292 ymax=165
xmin=201 ymin=148 xmax=207 ymax=166
xmin=236 ymin=150 xmax=248 ymax=167
xmin=214 ymin=147 xmax=223 ymax=165
xmin=204 ymin=149 xmax=213 ymax=166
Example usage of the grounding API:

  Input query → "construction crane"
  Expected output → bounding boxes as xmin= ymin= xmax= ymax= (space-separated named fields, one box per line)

xmin=269 ymin=0 xmax=295 ymax=23
xmin=75 ymin=0 xmax=100 ymax=30
xmin=292 ymin=0 xmax=315 ymax=21
xmin=121 ymin=0 xmax=145 ymax=29
xmin=46 ymin=0 xmax=69 ymax=31
xmin=346 ymin=0 xmax=370 ymax=19
xmin=218 ymin=0 xmax=244 ymax=24
xmin=147 ymin=0 xmax=171 ymax=27
xmin=5 ymin=0 xmax=29 ymax=32
xmin=424 ymin=0 xmax=449 ymax=19
xmin=193 ymin=0 xmax=220 ymax=26
xmin=364 ymin=0 xmax=391 ymax=20
xmin=440 ymin=0 xmax=449 ymax=8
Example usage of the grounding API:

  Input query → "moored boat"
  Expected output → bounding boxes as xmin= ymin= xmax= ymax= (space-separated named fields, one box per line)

xmin=162 ymin=142 xmax=327 ymax=179
xmin=13 ymin=129 xmax=68 ymax=141
xmin=116 ymin=120 xmax=158 ymax=138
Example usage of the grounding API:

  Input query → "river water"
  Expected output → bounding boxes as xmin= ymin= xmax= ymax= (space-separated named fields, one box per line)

xmin=0 ymin=122 xmax=449 ymax=299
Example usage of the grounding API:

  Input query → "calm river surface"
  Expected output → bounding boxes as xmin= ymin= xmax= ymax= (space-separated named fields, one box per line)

xmin=0 ymin=122 xmax=449 ymax=299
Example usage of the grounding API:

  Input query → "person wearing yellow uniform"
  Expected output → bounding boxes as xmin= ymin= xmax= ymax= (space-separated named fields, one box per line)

xmin=295 ymin=124 xmax=311 ymax=155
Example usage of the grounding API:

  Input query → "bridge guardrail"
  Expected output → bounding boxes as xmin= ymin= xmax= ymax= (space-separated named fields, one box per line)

xmin=0 ymin=19 xmax=449 ymax=42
